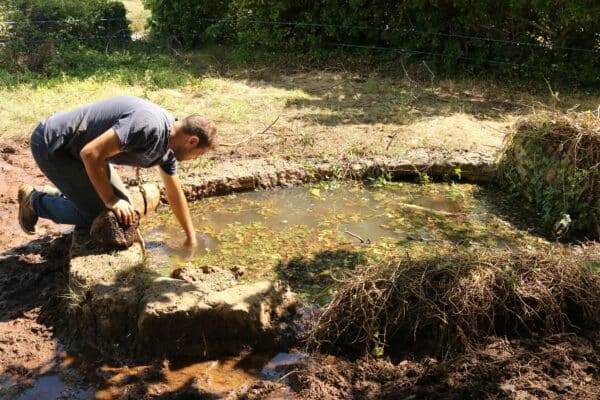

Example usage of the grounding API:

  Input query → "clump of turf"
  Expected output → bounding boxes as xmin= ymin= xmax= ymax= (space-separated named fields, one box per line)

xmin=498 ymin=112 xmax=600 ymax=240
xmin=306 ymin=247 xmax=600 ymax=357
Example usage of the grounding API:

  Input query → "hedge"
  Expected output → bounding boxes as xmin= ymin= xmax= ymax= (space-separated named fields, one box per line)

xmin=144 ymin=0 xmax=600 ymax=81
xmin=2 ymin=0 xmax=130 ymax=42
xmin=0 ymin=0 xmax=130 ymax=72
xmin=498 ymin=112 xmax=600 ymax=240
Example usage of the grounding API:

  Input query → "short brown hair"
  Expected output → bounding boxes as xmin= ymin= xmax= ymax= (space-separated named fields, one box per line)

xmin=180 ymin=114 xmax=217 ymax=149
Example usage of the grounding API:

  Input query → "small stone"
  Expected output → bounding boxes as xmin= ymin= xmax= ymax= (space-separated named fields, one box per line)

xmin=499 ymin=383 xmax=517 ymax=393
xmin=1 ymin=146 xmax=16 ymax=154
xmin=550 ymin=378 xmax=573 ymax=393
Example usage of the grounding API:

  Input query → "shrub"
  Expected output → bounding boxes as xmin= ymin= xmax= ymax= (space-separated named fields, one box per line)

xmin=0 ymin=0 xmax=130 ymax=72
xmin=3 ymin=0 xmax=130 ymax=42
xmin=230 ymin=0 xmax=599 ymax=80
xmin=145 ymin=0 xmax=600 ymax=81
xmin=498 ymin=112 xmax=600 ymax=240
xmin=143 ymin=0 xmax=232 ymax=46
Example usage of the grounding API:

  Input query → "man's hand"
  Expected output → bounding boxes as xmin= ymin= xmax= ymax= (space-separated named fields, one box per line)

xmin=107 ymin=197 xmax=136 ymax=225
xmin=183 ymin=234 xmax=198 ymax=248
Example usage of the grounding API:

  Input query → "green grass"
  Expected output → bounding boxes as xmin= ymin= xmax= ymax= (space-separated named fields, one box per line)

xmin=0 ymin=41 xmax=598 ymax=158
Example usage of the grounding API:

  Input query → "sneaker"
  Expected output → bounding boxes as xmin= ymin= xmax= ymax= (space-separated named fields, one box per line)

xmin=18 ymin=184 xmax=38 ymax=234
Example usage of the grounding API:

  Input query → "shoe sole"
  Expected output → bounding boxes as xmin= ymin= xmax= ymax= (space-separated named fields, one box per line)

xmin=18 ymin=189 xmax=36 ymax=235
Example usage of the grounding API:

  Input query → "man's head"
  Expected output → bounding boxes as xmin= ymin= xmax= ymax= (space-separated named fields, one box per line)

xmin=169 ymin=115 xmax=217 ymax=161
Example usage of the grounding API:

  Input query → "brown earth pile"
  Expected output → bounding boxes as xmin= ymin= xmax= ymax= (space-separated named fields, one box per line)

xmin=292 ymin=334 xmax=600 ymax=399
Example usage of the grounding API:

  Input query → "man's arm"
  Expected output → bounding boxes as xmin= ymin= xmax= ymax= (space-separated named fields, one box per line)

xmin=80 ymin=128 xmax=136 ymax=225
xmin=159 ymin=167 xmax=197 ymax=247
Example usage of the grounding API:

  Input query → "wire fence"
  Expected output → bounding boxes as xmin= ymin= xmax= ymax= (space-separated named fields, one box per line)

xmin=0 ymin=15 xmax=598 ymax=78
xmin=0 ymin=17 xmax=131 ymax=25
xmin=1 ymin=16 xmax=598 ymax=54
xmin=328 ymin=43 xmax=551 ymax=72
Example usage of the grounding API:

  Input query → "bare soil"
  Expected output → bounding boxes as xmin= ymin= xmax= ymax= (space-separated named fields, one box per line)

xmin=0 ymin=233 xmax=70 ymax=397
xmin=289 ymin=334 xmax=600 ymax=399
xmin=0 ymin=141 xmax=66 ymax=251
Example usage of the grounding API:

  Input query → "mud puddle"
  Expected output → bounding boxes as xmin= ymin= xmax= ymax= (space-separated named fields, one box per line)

xmin=15 ymin=350 xmax=304 ymax=399
xmin=17 ymin=375 xmax=91 ymax=400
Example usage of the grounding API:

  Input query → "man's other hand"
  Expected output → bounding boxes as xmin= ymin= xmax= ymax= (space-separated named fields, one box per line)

xmin=183 ymin=234 xmax=198 ymax=248
xmin=107 ymin=197 xmax=136 ymax=225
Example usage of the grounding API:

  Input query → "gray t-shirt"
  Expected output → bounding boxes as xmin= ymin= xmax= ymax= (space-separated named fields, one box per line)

xmin=43 ymin=96 xmax=178 ymax=175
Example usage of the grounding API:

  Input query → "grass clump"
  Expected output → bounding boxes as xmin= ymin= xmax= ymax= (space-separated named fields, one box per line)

xmin=498 ymin=112 xmax=600 ymax=240
xmin=307 ymin=247 xmax=600 ymax=357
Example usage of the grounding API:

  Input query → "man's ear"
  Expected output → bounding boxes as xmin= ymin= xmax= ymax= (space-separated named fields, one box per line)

xmin=188 ymin=136 xmax=199 ymax=146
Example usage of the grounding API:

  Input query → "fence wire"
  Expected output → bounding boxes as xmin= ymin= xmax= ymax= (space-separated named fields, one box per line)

xmin=0 ymin=15 xmax=598 ymax=79
xmin=1 ymin=16 xmax=598 ymax=54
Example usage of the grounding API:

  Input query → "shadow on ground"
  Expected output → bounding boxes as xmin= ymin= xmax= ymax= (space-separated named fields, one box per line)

xmin=274 ymin=249 xmax=367 ymax=304
xmin=0 ymin=233 xmax=277 ymax=399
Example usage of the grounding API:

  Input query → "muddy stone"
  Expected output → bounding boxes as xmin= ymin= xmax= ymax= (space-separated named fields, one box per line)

xmin=171 ymin=265 xmax=246 ymax=291
xmin=90 ymin=209 xmax=140 ymax=249
xmin=70 ymin=228 xmax=145 ymax=287
xmin=226 ymin=380 xmax=290 ymax=400
xmin=137 ymin=278 xmax=297 ymax=359
xmin=68 ymin=229 xmax=296 ymax=359
xmin=173 ymin=151 xmax=496 ymax=200
xmin=69 ymin=228 xmax=148 ymax=353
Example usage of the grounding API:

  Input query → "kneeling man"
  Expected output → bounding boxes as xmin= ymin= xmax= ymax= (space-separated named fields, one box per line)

xmin=19 ymin=95 xmax=217 ymax=247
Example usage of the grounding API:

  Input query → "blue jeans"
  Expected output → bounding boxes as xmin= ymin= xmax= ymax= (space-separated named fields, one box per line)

xmin=30 ymin=122 xmax=131 ymax=229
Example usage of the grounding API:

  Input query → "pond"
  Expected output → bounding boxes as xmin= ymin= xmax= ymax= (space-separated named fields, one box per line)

xmin=142 ymin=181 xmax=546 ymax=302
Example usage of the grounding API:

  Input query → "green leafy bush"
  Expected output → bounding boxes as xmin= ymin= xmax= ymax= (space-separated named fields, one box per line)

xmin=498 ymin=112 xmax=600 ymax=240
xmin=232 ymin=0 xmax=599 ymax=79
xmin=144 ymin=0 xmax=599 ymax=81
xmin=0 ymin=0 xmax=130 ymax=72
xmin=143 ymin=0 xmax=232 ymax=46
xmin=3 ymin=0 xmax=130 ymax=41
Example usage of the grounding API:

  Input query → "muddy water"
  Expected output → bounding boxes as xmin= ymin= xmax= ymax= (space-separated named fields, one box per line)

xmin=143 ymin=183 xmax=458 ymax=269
xmin=142 ymin=182 xmax=537 ymax=281
xmin=17 ymin=350 xmax=302 ymax=399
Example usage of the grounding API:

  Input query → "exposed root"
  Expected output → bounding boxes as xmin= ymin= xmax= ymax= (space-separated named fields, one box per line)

xmin=306 ymin=247 xmax=600 ymax=356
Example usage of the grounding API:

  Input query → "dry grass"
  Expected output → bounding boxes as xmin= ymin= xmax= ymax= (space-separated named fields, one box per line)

xmin=1 ymin=44 xmax=598 ymax=161
xmin=307 ymin=246 xmax=600 ymax=356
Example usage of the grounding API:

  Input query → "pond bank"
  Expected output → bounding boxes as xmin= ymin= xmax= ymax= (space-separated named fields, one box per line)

xmin=174 ymin=150 xmax=496 ymax=200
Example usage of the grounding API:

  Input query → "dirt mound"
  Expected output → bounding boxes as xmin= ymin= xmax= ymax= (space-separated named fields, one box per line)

xmin=292 ymin=334 xmax=600 ymax=399
xmin=498 ymin=112 xmax=600 ymax=239
xmin=307 ymin=247 xmax=600 ymax=357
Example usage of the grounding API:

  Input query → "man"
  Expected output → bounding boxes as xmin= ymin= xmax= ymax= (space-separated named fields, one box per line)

xmin=18 ymin=95 xmax=217 ymax=248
